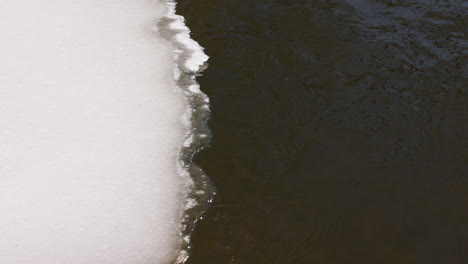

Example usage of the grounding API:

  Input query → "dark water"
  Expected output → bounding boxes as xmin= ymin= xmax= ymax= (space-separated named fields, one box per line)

xmin=177 ymin=1 xmax=467 ymax=263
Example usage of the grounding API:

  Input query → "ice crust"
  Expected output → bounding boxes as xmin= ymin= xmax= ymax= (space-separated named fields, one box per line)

xmin=0 ymin=1 xmax=205 ymax=263
xmin=164 ymin=1 xmax=209 ymax=73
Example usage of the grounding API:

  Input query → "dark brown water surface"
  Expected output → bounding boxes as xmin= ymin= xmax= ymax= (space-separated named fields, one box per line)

xmin=177 ymin=0 xmax=467 ymax=263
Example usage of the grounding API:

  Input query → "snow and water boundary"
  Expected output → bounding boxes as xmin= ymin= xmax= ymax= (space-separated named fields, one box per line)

xmin=158 ymin=1 xmax=215 ymax=263
xmin=0 ymin=0 xmax=213 ymax=263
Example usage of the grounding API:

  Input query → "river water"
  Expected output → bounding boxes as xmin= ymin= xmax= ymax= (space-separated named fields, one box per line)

xmin=177 ymin=0 xmax=467 ymax=263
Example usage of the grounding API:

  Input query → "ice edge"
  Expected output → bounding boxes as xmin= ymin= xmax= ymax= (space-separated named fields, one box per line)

xmin=156 ymin=1 xmax=214 ymax=263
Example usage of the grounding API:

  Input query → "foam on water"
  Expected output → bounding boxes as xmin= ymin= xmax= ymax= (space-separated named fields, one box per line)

xmin=0 ymin=1 xmax=208 ymax=263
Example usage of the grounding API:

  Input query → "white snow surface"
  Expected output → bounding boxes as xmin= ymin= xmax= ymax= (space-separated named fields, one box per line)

xmin=0 ymin=1 xmax=193 ymax=263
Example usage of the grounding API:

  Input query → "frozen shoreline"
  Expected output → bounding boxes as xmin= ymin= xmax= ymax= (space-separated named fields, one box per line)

xmin=0 ymin=1 xmax=201 ymax=263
